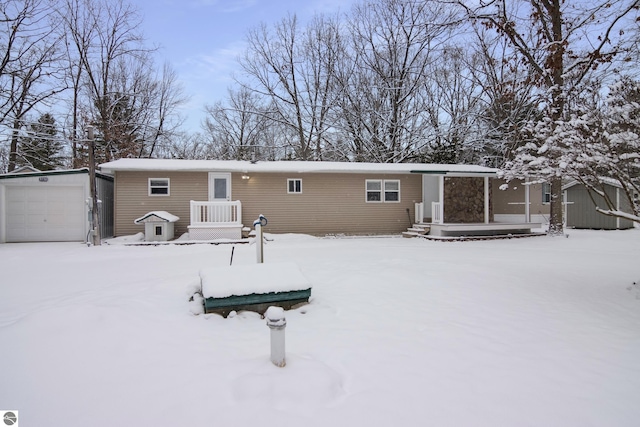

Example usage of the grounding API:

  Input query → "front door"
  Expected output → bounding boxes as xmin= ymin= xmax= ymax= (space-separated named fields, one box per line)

xmin=208 ymin=173 xmax=231 ymax=201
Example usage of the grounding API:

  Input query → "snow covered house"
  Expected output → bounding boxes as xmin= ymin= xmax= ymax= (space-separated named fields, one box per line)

xmin=98 ymin=159 xmax=543 ymax=239
xmin=0 ymin=168 xmax=114 ymax=243
xmin=563 ymin=180 xmax=635 ymax=230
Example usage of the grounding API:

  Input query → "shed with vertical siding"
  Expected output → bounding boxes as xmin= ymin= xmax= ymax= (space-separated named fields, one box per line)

xmin=563 ymin=180 xmax=635 ymax=230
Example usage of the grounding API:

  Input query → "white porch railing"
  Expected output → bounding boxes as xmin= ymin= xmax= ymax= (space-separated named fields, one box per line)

xmin=432 ymin=201 xmax=443 ymax=224
xmin=190 ymin=200 xmax=242 ymax=226
xmin=415 ymin=202 xmax=424 ymax=224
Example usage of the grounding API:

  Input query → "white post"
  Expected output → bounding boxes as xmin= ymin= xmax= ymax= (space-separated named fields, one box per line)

xmin=415 ymin=202 xmax=424 ymax=224
xmin=438 ymin=175 xmax=444 ymax=207
xmin=525 ymin=182 xmax=531 ymax=223
xmin=253 ymin=214 xmax=267 ymax=263
xmin=484 ymin=176 xmax=490 ymax=224
xmin=265 ymin=306 xmax=286 ymax=367
xmin=616 ymin=187 xmax=621 ymax=229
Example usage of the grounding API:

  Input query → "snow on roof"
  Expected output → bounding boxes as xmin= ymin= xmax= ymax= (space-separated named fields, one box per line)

xmin=200 ymin=262 xmax=311 ymax=299
xmin=0 ymin=167 xmax=114 ymax=181
xmin=99 ymin=158 xmax=497 ymax=175
xmin=9 ymin=165 xmax=41 ymax=174
xmin=134 ymin=211 xmax=180 ymax=224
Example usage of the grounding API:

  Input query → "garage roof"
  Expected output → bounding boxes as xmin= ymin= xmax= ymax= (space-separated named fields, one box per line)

xmin=0 ymin=168 xmax=114 ymax=181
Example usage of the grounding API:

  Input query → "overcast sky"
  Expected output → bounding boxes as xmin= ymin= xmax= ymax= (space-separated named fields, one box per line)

xmin=136 ymin=0 xmax=356 ymax=133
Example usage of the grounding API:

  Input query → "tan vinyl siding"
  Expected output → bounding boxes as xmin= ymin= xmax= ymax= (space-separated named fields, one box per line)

xmin=492 ymin=179 xmax=550 ymax=216
xmin=114 ymin=171 xmax=207 ymax=236
xmin=233 ymin=172 xmax=422 ymax=235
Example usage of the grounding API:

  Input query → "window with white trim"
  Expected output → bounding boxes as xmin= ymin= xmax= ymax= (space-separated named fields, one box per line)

xmin=542 ymin=182 xmax=551 ymax=204
xmin=384 ymin=180 xmax=400 ymax=202
xmin=366 ymin=179 xmax=400 ymax=203
xmin=287 ymin=178 xmax=302 ymax=194
xmin=149 ymin=178 xmax=170 ymax=196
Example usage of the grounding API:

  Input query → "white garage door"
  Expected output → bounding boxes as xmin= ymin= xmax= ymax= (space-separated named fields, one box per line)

xmin=6 ymin=186 xmax=86 ymax=242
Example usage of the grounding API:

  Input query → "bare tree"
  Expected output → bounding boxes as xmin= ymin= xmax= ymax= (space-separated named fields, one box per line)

xmin=1 ymin=0 xmax=67 ymax=172
xmin=337 ymin=0 xmax=455 ymax=163
xmin=469 ymin=29 xmax=540 ymax=167
xmin=62 ymin=0 xmax=151 ymax=164
xmin=203 ymin=87 xmax=271 ymax=160
xmin=422 ymin=46 xmax=484 ymax=164
xmin=142 ymin=62 xmax=189 ymax=158
xmin=239 ymin=13 xmax=342 ymax=160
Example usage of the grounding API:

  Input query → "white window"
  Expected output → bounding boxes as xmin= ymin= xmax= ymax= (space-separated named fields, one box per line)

xmin=542 ymin=182 xmax=551 ymax=204
xmin=149 ymin=178 xmax=170 ymax=196
xmin=366 ymin=180 xmax=382 ymax=202
xmin=287 ymin=178 xmax=302 ymax=194
xmin=384 ymin=180 xmax=400 ymax=202
xmin=366 ymin=179 xmax=400 ymax=203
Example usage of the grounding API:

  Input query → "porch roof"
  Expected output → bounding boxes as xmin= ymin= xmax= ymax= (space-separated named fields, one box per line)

xmin=99 ymin=159 xmax=497 ymax=176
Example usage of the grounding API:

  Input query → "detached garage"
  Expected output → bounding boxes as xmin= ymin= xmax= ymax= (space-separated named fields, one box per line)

xmin=0 ymin=169 xmax=114 ymax=243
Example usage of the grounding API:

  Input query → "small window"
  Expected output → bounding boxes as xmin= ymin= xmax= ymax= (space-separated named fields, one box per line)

xmin=149 ymin=178 xmax=170 ymax=196
xmin=366 ymin=180 xmax=382 ymax=202
xmin=542 ymin=182 xmax=551 ymax=204
xmin=366 ymin=179 xmax=400 ymax=203
xmin=154 ymin=225 xmax=163 ymax=236
xmin=287 ymin=179 xmax=302 ymax=194
xmin=384 ymin=180 xmax=400 ymax=202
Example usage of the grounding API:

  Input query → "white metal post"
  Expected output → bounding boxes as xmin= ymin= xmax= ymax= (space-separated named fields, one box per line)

xmin=525 ymin=182 xmax=531 ymax=223
xmin=265 ymin=306 xmax=286 ymax=367
xmin=438 ymin=175 xmax=444 ymax=223
xmin=255 ymin=223 xmax=263 ymax=263
xmin=253 ymin=214 xmax=267 ymax=263
xmin=484 ymin=176 xmax=490 ymax=224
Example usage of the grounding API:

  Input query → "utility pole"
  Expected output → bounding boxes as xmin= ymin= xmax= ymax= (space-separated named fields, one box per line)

xmin=87 ymin=126 xmax=101 ymax=246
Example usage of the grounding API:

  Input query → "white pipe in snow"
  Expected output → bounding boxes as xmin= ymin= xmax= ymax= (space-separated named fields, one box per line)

xmin=265 ymin=306 xmax=286 ymax=367
xmin=253 ymin=214 xmax=267 ymax=263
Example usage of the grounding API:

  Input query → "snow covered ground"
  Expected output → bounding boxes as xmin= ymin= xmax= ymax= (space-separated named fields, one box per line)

xmin=1 ymin=230 xmax=639 ymax=426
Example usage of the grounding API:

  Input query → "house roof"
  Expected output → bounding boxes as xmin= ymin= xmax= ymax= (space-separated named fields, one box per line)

xmin=99 ymin=159 xmax=498 ymax=176
xmin=134 ymin=211 xmax=180 ymax=224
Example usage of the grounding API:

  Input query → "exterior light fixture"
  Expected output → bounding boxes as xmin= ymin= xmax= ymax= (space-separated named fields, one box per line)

xmin=242 ymin=175 xmax=250 ymax=180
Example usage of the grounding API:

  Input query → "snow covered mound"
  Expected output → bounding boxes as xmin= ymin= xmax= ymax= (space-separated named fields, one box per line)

xmin=200 ymin=262 xmax=311 ymax=298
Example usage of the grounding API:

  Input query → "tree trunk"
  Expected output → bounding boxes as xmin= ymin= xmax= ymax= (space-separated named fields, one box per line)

xmin=548 ymin=176 xmax=564 ymax=235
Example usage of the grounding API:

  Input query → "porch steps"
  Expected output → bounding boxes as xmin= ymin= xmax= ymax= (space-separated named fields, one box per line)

xmin=402 ymin=223 xmax=431 ymax=238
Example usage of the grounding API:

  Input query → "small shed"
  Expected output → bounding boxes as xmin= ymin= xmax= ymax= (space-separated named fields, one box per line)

xmin=134 ymin=211 xmax=179 ymax=241
xmin=563 ymin=180 xmax=635 ymax=230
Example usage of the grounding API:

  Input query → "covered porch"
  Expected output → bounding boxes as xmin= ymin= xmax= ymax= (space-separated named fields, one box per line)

xmin=188 ymin=200 xmax=244 ymax=240
xmin=407 ymin=174 xmax=542 ymax=238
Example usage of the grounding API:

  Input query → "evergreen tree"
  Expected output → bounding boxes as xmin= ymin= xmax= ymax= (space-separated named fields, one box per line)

xmin=18 ymin=113 xmax=66 ymax=171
